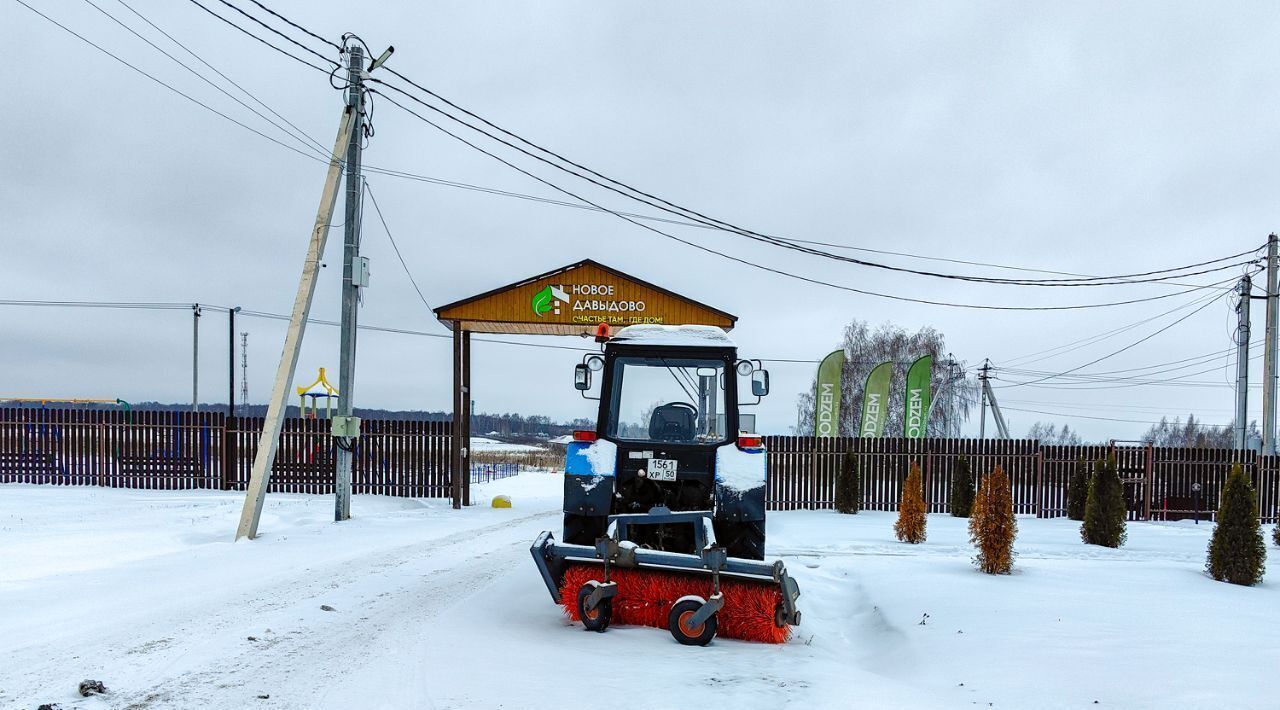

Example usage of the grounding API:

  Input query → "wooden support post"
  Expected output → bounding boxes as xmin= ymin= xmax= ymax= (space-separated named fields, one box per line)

xmin=462 ymin=329 xmax=472 ymax=507
xmin=1143 ymin=441 xmax=1154 ymax=521
xmin=1035 ymin=448 xmax=1045 ymax=518
xmin=451 ymin=325 xmax=464 ymax=509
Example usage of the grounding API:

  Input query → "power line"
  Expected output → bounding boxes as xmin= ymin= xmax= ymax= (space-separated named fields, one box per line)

xmin=372 ymin=87 xmax=1246 ymax=311
xmin=111 ymin=0 xmax=330 ymax=156
xmin=182 ymin=0 xmax=333 ymax=74
xmin=208 ymin=0 xmax=338 ymax=69
xmin=12 ymin=0 xmax=325 ymax=164
xmin=369 ymin=73 xmax=1263 ymax=288
xmin=177 ymin=3 xmax=1264 ymax=302
xmin=364 ymin=179 xmax=435 ymax=312
xmin=995 ymin=288 xmax=1234 ymax=388
xmin=82 ymin=0 xmax=327 ymax=160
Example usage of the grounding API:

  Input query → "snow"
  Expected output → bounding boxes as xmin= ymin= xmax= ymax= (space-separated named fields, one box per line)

xmin=469 ymin=436 xmax=546 ymax=453
xmin=3 ymin=479 xmax=1278 ymax=709
xmin=715 ymin=443 xmax=766 ymax=492
xmin=610 ymin=324 xmax=736 ymax=348
xmin=583 ymin=438 xmax=617 ymax=476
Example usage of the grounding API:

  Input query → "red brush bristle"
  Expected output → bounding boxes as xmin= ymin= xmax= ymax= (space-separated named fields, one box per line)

xmin=560 ymin=563 xmax=791 ymax=644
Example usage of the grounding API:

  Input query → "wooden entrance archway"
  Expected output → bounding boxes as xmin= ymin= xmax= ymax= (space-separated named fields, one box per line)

xmin=433 ymin=259 xmax=736 ymax=508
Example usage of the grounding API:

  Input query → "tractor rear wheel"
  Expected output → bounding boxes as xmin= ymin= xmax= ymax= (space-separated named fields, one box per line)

xmin=563 ymin=513 xmax=607 ymax=546
xmin=714 ymin=519 xmax=766 ymax=560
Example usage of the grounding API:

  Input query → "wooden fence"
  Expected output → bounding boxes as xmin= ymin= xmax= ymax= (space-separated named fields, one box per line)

xmin=3 ymin=408 xmax=1278 ymax=522
xmin=0 ymin=408 xmax=453 ymax=497
xmin=763 ymin=436 xmax=1280 ymax=523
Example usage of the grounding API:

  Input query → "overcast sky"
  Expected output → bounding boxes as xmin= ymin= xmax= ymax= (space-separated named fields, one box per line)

xmin=4 ymin=1 xmax=1278 ymax=440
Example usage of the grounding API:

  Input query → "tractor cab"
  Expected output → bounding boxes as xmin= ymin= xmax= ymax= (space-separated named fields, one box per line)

xmin=565 ymin=324 xmax=771 ymax=559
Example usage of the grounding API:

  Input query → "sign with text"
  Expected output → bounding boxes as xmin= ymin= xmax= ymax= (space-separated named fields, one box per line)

xmin=860 ymin=361 xmax=892 ymax=438
xmin=814 ymin=350 xmax=844 ymax=438
xmin=904 ymin=355 xmax=933 ymax=439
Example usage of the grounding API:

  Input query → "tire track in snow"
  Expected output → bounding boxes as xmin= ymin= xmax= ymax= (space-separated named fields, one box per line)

xmin=5 ymin=508 xmax=559 ymax=709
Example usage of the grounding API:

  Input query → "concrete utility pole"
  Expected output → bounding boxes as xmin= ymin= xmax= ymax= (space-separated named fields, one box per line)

xmin=236 ymin=107 xmax=355 ymax=541
xmin=334 ymin=45 xmax=367 ymax=523
xmin=1235 ymin=276 xmax=1251 ymax=450
xmin=978 ymin=360 xmax=989 ymax=439
xmin=192 ymin=304 xmax=201 ymax=414
xmin=1263 ymin=234 xmax=1279 ymax=455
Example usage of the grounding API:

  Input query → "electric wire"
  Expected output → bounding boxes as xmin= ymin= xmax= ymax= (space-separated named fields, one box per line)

xmin=112 ymin=0 xmax=330 ymax=156
xmin=12 ymin=0 xmax=327 ymax=165
xmin=364 ymin=179 xmax=435 ymax=312
xmin=369 ymin=74 xmax=1263 ymax=287
xmin=82 ymin=0 xmax=328 ymax=160
xmin=189 ymin=2 xmax=1264 ymax=296
xmin=372 ymin=87 xmax=1245 ymax=312
xmin=182 ymin=0 xmax=333 ymax=74
xmin=995 ymin=287 xmax=1234 ymax=388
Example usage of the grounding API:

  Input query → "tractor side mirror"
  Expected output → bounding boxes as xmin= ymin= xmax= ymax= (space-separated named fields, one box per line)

xmin=751 ymin=369 xmax=770 ymax=397
xmin=574 ymin=364 xmax=592 ymax=391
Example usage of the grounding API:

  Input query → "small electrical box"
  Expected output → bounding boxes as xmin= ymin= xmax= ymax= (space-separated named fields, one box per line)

xmin=353 ymin=256 xmax=371 ymax=288
xmin=331 ymin=415 xmax=362 ymax=439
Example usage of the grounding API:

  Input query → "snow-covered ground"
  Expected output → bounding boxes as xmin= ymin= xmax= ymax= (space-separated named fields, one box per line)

xmin=2 ymin=475 xmax=1277 ymax=709
xmin=469 ymin=436 xmax=547 ymax=453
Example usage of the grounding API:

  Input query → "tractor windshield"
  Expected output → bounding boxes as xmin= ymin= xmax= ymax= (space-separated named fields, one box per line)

xmin=606 ymin=356 xmax=727 ymax=444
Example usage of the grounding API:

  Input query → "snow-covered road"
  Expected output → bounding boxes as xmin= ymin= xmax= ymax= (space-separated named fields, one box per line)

xmin=2 ymin=474 xmax=1277 ymax=709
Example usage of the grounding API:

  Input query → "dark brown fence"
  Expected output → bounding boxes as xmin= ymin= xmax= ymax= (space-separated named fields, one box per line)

xmin=4 ymin=408 xmax=1279 ymax=522
xmin=0 ymin=408 xmax=453 ymax=497
xmin=763 ymin=436 xmax=1280 ymax=523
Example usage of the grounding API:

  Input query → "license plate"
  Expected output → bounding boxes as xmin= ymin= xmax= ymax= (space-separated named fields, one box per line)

xmin=648 ymin=458 xmax=678 ymax=481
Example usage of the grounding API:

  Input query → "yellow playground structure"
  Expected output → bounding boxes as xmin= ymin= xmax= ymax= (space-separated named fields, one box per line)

xmin=296 ymin=368 xmax=339 ymax=419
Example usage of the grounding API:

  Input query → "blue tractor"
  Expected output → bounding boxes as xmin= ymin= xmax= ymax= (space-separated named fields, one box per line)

xmin=561 ymin=324 xmax=772 ymax=560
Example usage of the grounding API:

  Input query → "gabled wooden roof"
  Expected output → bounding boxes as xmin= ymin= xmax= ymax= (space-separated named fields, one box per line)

xmin=434 ymin=259 xmax=736 ymax=335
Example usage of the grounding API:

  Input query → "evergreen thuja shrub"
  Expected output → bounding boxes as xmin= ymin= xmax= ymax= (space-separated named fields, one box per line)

xmin=1274 ymin=518 xmax=1280 ymax=548
xmin=1082 ymin=454 xmax=1127 ymax=548
xmin=970 ymin=465 xmax=1017 ymax=574
xmin=1066 ymin=457 xmax=1089 ymax=521
xmin=894 ymin=461 xmax=927 ymax=544
xmin=835 ymin=451 xmax=861 ymax=514
xmin=950 ymin=455 xmax=975 ymax=518
xmin=1206 ymin=463 xmax=1266 ymax=586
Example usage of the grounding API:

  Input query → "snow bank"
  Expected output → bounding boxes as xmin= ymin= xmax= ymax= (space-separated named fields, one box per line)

xmin=715 ymin=443 xmax=765 ymax=492
xmin=610 ymin=324 xmax=735 ymax=348
xmin=470 ymin=436 xmax=546 ymax=453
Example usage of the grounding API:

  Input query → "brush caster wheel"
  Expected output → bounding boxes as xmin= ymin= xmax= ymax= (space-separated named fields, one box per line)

xmin=668 ymin=597 xmax=717 ymax=646
xmin=577 ymin=582 xmax=612 ymax=632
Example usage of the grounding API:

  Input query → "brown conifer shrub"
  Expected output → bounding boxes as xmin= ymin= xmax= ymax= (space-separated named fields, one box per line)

xmin=894 ymin=461 xmax=927 ymax=544
xmin=970 ymin=465 xmax=1017 ymax=574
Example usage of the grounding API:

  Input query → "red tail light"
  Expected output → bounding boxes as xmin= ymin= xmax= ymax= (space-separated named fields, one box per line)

xmin=737 ymin=434 xmax=763 ymax=451
xmin=573 ymin=430 xmax=598 ymax=443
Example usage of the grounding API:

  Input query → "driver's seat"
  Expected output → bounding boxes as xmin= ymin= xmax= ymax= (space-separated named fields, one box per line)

xmin=649 ymin=403 xmax=696 ymax=442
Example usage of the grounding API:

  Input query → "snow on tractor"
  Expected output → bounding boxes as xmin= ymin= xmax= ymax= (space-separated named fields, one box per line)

xmin=530 ymin=324 xmax=801 ymax=645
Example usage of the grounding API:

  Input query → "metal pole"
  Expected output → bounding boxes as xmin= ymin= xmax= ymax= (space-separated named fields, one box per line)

xmin=334 ymin=45 xmax=366 ymax=523
xmin=236 ymin=107 xmax=356 ymax=540
xmin=192 ymin=304 xmax=201 ymax=413
xmin=229 ymin=307 xmax=240 ymax=417
xmin=1263 ymin=234 xmax=1279 ymax=455
xmin=1236 ymin=276 xmax=1251 ymax=450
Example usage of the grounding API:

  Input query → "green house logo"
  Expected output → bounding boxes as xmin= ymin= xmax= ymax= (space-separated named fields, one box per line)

xmin=532 ymin=284 xmax=570 ymax=317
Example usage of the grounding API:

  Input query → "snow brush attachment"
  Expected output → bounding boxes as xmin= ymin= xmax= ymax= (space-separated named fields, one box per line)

xmin=560 ymin=564 xmax=790 ymax=644
xmin=530 ymin=509 xmax=800 ymax=646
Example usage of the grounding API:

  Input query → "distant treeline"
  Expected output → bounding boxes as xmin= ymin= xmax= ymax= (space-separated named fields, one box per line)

xmin=1 ymin=401 xmax=592 ymax=438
